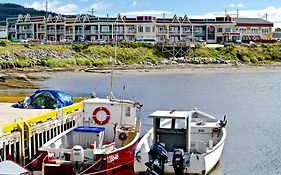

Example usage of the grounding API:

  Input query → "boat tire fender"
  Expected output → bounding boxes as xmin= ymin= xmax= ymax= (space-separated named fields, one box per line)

xmin=119 ymin=132 xmax=127 ymax=141
xmin=92 ymin=106 xmax=110 ymax=125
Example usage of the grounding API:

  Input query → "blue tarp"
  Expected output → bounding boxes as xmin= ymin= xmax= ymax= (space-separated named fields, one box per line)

xmin=13 ymin=90 xmax=73 ymax=109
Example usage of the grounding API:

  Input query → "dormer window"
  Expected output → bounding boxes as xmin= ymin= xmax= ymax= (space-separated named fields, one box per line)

xmin=125 ymin=106 xmax=130 ymax=117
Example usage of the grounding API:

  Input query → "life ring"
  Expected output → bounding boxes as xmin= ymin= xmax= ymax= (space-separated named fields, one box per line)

xmin=92 ymin=106 xmax=110 ymax=125
xmin=118 ymin=132 xmax=127 ymax=141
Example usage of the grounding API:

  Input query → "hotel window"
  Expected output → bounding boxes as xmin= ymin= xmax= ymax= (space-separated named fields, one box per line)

xmin=262 ymin=27 xmax=269 ymax=34
xmin=217 ymin=27 xmax=223 ymax=33
xmin=145 ymin=27 xmax=151 ymax=32
xmin=127 ymin=26 xmax=135 ymax=32
xmin=182 ymin=27 xmax=191 ymax=33
xmin=125 ymin=107 xmax=130 ymax=117
xmin=224 ymin=28 xmax=232 ymax=33
xmin=239 ymin=28 xmax=246 ymax=34
xmin=101 ymin=26 xmax=109 ymax=32
xmin=158 ymin=27 xmax=165 ymax=32
xmin=251 ymin=27 xmax=259 ymax=34
xmin=138 ymin=26 xmax=143 ymax=32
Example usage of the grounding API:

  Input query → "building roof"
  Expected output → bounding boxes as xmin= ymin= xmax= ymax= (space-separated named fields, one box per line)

xmin=234 ymin=18 xmax=273 ymax=26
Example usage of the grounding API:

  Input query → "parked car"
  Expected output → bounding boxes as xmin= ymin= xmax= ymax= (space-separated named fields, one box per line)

xmin=94 ymin=39 xmax=106 ymax=45
xmin=196 ymin=39 xmax=206 ymax=45
xmin=20 ymin=38 xmax=32 ymax=43
xmin=136 ymin=38 xmax=156 ymax=44
xmin=225 ymin=39 xmax=242 ymax=45
xmin=11 ymin=38 xmax=20 ymax=42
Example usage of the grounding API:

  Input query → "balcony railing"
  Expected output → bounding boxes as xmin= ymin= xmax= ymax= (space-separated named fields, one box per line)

xmin=126 ymin=29 xmax=136 ymax=33
xmin=57 ymin=29 xmax=65 ymax=34
xmin=65 ymin=30 xmax=73 ymax=35
xmin=169 ymin=30 xmax=180 ymax=34
xmin=75 ymin=31 xmax=83 ymax=35
xmin=8 ymin=28 xmax=16 ymax=32
xmin=100 ymin=30 xmax=111 ymax=34
xmin=47 ymin=30 xmax=55 ymax=34
xmin=17 ymin=29 xmax=33 ymax=33
xmin=113 ymin=30 xmax=124 ymax=34
xmin=38 ymin=29 xmax=45 ymax=32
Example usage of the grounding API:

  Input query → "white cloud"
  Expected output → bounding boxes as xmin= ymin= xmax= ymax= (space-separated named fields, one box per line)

xmin=229 ymin=3 xmax=244 ymax=8
xmin=132 ymin=1 xmax=137 ymax=7
xmin=122 ymin=10 xmax=172 ymax=16
xmin=90 ymin=1 xmax=111 ymax=11
xmin=26 ymin=0 xmax=79 ymax=15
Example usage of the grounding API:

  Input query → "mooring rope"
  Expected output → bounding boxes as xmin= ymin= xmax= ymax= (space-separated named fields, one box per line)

xmin=80 ymin=158 xmax=136 ymax=175
xmin=24 ymin=153 xmax=42 ymax=168
xmin=78 ymin=158 xmax=102 ymax=175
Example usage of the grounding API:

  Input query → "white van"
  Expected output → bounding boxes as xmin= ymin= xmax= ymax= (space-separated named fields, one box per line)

xmin=137 ymin=38 xmax=156 ymax=44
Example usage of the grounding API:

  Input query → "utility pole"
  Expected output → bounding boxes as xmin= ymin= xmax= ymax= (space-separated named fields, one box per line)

xmin=163 ymin=13 xmax=165 ymax=42
xmin=44 ymin=0 xmax=48 ymax=43
xmin=88 ymin=9 xmax=96 ymax=17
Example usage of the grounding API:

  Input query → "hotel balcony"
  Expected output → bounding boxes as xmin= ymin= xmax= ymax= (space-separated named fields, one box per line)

xmin=169 ymin=30 xmax=180 ymax=35
xmin=100 ymin=30 xmax=111 ymax=34
xmin=65 ymin=30 xmax=73 ymax=35
xmin=75 ymin=31 xmax=83 ymax=35
xmin=113 ymin=30 xmax=125 ymax=34
xmin=17 ymin=29 xmax=33 ymax=34
xmin=38 ymin=29 xmax=45 ymax=33
xmin=57 ymin=29 xmax=65 ymax=34
xmin=8 ymin=28 xmax=16 ymax=32
xmin=47 ymin=30 xmax=55 ymax=34
xmin=126 ymin=29 xmax=137 ymax=34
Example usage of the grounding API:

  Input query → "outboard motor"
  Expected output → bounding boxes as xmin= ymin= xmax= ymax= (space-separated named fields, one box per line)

xmin=71 ymin=145 xmax=85 ymax=175
xmin=145 ymin=143 xmax=168 ymax=175
xmin=172 ymin=149 xmax=185 ymax=175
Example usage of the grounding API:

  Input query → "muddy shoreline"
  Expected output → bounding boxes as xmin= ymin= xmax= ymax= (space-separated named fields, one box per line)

xmin=1 ymin=63 xmax=281 ymax=93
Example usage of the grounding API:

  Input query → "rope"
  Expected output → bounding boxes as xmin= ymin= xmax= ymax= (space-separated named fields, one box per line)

xmin=80 ymin=158 xmax=136 ymax=175
xmin=24 ymin=154 xmax=42 ymax=168
xmin=78 ymin=159 xmax=102 ymax=175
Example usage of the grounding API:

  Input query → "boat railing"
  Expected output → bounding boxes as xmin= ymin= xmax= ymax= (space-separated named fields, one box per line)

xmin=0 ymin=102 xmax=83 ymax=166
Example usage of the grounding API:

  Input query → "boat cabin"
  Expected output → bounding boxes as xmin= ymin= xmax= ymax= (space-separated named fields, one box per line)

xmin=150 ymin=110 xmax=191 ymax=153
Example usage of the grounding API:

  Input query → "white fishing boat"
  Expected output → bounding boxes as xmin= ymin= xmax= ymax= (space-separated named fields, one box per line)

xmin=33 ymin=97 xmax=142 ymax=175
xmin=32 ymin=60 xmax=143 ymax=174
xmin=134 ymin=109 xmax=227 ymax=175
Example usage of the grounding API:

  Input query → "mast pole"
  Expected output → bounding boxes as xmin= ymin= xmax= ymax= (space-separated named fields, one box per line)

xmin=109 ymin=56 xmax=114 ymax=100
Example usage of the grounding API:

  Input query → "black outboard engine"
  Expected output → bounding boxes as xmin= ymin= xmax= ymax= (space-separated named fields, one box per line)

xmin=172 ymin=149 xmax=185 ymax=175
xmin=145 ymin=142 xmax=168 ymax=175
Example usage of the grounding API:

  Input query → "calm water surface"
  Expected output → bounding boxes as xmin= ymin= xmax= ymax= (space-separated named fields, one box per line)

xmin=35 ymin=70 xmax=281 ymax=175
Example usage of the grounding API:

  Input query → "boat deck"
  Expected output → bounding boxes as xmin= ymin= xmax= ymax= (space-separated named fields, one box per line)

xmin=0 ymin=103 xmax=51 ymax=126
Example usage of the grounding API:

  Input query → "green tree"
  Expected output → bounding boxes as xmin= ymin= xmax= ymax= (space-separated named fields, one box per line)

xmin=275 ymin=28 xmax=281 ymax=32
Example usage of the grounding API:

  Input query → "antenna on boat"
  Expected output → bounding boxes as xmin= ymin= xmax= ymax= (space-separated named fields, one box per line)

xmin=109 ymin=14 xmax=119 ymax=100
xmin=109 ymin=57 xmax=114 ymax=100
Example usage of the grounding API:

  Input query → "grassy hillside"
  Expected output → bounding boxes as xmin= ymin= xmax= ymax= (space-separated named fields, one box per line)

xmin=0 ymin=40 xmax=281 ymax=69
xmin=0 ymin=41 xmax=166 ymax=69
xmin=189 ymin=43 xmax=281 ymax=64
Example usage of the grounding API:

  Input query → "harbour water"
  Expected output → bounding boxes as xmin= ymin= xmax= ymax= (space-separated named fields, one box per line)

xmin=33 ymin=69 xmax=281 ymax=175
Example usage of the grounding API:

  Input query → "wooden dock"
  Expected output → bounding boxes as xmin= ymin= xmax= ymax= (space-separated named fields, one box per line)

xmin=0 ymin=101 xmax=82 ymax=167
xmin=0 ymin=103 xmax=51 ymax=126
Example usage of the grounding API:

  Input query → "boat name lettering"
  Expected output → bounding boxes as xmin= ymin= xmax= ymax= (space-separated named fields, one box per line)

xmin=107 ymin=153 xmax=119 ymax=163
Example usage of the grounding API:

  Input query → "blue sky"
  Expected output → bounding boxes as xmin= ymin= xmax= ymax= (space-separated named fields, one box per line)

xmin=4 ymin=0 xmax=281 ymax=27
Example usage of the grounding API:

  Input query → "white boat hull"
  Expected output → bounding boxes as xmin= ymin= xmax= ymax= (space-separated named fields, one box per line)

xmin=134 ymin=124 xmax=226 ymax=174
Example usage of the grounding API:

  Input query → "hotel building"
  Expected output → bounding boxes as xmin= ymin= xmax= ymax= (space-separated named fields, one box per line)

xmin=6 ymin=14 xmax=273 ymax=43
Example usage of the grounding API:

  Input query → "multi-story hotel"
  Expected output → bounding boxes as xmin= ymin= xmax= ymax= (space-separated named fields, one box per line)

xmin=0 ymin=21 xmax=7 ymax=39
xmin=6 ymin=14 xmax=273 ymax=43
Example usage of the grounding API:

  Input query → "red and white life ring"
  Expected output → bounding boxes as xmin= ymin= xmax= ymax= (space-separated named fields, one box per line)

xmin=92 ymin=106 xmax=110 ymax=125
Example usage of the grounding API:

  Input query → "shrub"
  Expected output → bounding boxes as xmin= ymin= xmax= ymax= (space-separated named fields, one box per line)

xmin=0 ymin=40 xmax=7 ymax=47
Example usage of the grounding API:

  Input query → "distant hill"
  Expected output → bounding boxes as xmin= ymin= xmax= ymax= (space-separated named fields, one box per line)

xmin=0 ymin=3 xmax=57 ymax=22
